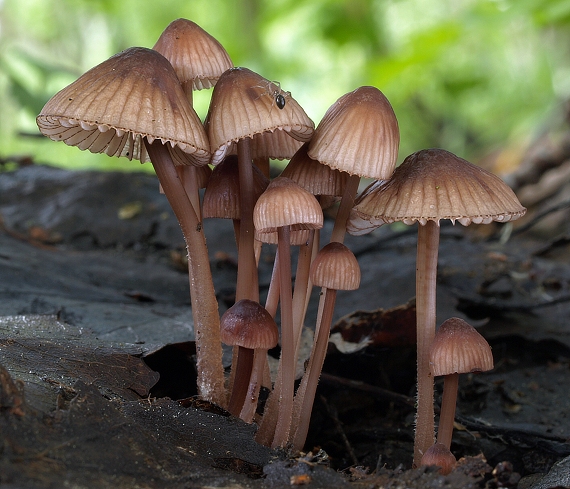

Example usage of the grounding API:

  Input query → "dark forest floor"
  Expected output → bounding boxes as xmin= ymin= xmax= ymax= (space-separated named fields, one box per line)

xmin=1 ymin=164 xmax=570 ymax=488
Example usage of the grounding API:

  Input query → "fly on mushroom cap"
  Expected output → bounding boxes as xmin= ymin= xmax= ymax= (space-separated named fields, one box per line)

xmin=205 ymin=67 xmax=314 ymax=165
xmin=308 ymin=86 xmax=400 ymax=180
xmin=348 ymin=148 xmax=527 ymax=235
xmin=253 ymin=177 xmax=324 ymax=234
xmin=430 ymin=317 xmax=494 ymax=376
xmin=36 ymin=47 xmax=210 ymax=167
xmin=153 ymin=18 xmax=233 ymax=93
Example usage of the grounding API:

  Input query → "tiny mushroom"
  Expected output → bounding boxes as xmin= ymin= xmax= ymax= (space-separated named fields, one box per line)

xmin=420 ymin=442 xmax=457 ymax=475
xmin=429 ymin=317 xmax=494 ymax=450
xmin=220 ymin=299 xmax=279 ymax=418
xmin=347 ymin=148 xmax=526 ymax=466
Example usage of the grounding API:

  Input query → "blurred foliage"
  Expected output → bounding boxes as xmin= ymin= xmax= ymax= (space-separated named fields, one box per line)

xmin=1 ymin=0 xmax=570 ymax=171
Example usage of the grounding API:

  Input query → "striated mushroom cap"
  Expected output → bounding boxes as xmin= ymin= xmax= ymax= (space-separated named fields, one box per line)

xmin=205 ymin=67 xmax=314 ymax=165
xmin=253 ymin=177 xmax=323 ymax=233
xmin=153 ymin=18 xmax=233 ymax=92
xmin=429 ymin=317 xmax=494 ymax=377
xmin=281 ymin=142 xmax=349 ymax=197
xmin=36 ymin=47 xmax=210 ymax=166
xmin=308 ymin=86 xmax=399 ymax=180
xmin=348 ymin=148 xmax=527 ymax=235
xmin=310 ymin=242 xmax=361 ymax=291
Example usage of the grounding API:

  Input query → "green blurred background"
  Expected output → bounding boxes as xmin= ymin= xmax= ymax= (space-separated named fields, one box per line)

xmin=1 ymin=0 xmax=569 ymax=173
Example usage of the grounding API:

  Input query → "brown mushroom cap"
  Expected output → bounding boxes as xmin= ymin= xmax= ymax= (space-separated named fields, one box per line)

xmin=310 ymin=242 xmax=361 ymax=291
xmin=281 ymin=142 xmax=349 ymax=197
xmin=219 ymin=299 xmax=279 ymax=350
xmin=152 ymin=18 xmax=233 ymax=91
xmin=36 ymin=47 xmax=210 ymax=166
xmin=308 ymin=86 xmax=399 ymax=179
xmin=253 ymin=177 xmax=323 ymax=233
xmin=348 ymin=148 xmax=527 ymax=235
xmin=254 ymin=228 xmax=312 ymax=246
xmin=205 ymin=67 xmax=314 ymax=165
xmin=202 ymin=155 xmax=269 ymax=220
xmin=429 ymin=317 xmax=494 ymax=377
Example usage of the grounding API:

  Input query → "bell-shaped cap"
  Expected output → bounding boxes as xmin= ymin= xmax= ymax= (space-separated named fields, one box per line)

xmin=205 ymin=67 xmax=314 ymax=165
xmin=348 ymin=148 xmax=527 ymax=235
xmin=308 ymin=86 xmax=399 ymax=179
xmin=281 ymin=142 xmax=348 ymax=197
xmin=253 ymin=177 xmax=323 ymax=233
xmin=421 ymin=443 xmax=456 ymax=475
xmin=255 ymin=228 xmax=312 ymax=246
xmin=152 ymin=18 xmax=233 ymax=92
xmin=220 ymin=299 xmax=279 ymax=350
xmin=429 ymin=317 xmax=494 ymax=377
xmin=310 ymin=242 xmax=361 ymax=291
xmin=202 ymin=155 xmax=269 ymax=220
xmin=36 ymin=47 xmax=210 ymax=166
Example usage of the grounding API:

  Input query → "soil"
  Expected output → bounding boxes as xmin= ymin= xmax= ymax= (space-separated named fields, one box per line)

xmin=1 ymin=163 xmax=570 ymax=488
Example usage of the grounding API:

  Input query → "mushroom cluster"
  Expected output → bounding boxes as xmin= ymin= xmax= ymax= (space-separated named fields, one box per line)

xmin=36 ymin=18 xmax=526 ymax=467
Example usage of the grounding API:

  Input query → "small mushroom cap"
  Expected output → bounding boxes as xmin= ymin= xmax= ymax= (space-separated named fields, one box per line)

xmin=308 ymin=86 xmax=399 ymax=179
xmin=219 ymin=299 xmax=279 ymax=350
xmin=202 ymin=155 xmax=269 ymax=220
xmin=153 ymin=18 xmax=233 ymax=91
xmin=281 ymin=142 xmax=349 ymax=197
xmin=348 ymin=148 xmax=527 ymax=235
xmin=253 ymin=177 xmax=323 ymax=233
xmin=421 ymin=443 xmax=456 ymax=475
xmin=310 ymin=242 xmax=361 ymax=291
xmin=205 ymin=67 xmax=314 ymax=165
xmin=429 ymin=317 xmax=494 ymax=377
xmin=36 ymin=47 xmax=210 ymax=166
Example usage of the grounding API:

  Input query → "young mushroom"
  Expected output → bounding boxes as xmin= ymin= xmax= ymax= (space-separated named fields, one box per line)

xmin=220 ymin=299 xmax=279 ymax=418
xmin=420 ymin=442 xmax=457 ymax=475
xmin=36 ymin=47 xmax=226 ymax=406
xmin=429 ymin=317 xmax=494 ymax=450
xmin=347 ymin=148 xmax=526 ymax=466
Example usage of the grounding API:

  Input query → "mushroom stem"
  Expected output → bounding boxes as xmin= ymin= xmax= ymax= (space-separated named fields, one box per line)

xmin=330 ymin=174 xmax=360 ymax=244
xmin=239 ymin=348 xmax=268 ymax=423
xmin=413 ymin=220 xmax=440 ymax=466
xmin=177 ymin=165 xmax=202 ymax=220
xmin=272 ymin=225 xmax=295 ymax=448
xmin=227 ymin=346 xmax=255 ymax=416
xmin=436 ymin=373 xmax=459 ymax=449
xmin=145 ymin=139 xmax=225 ymax=407
xmin=236 ymin=138 xmax=259 ymax=301
xmin=291 ymin=287 xmax=337 ymax=450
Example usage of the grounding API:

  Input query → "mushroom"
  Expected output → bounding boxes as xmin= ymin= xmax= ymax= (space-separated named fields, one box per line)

xmin=429 ymin=317 xmax=494 ymax=450
xmin=153 ymin=18 xmax=233 ymax=216
xmin=220 ymin=299 xmax=279 ymax=418
xmin=420 ymin=442 xmax=457 ymax=475
xmin=347 ymin=148 xmax=526 ymax=466
xmin=308 ymin=86 xmax=399 ymax=243
xmin=36 ymin=47 xmax=226 ymax=406
xmin=290 ymin=241 xmax=361 ymax=450
xmin=253 ymin=177 xmax=323 ymax=447
xmin=205 ymin=67 xmax=314 ymax=302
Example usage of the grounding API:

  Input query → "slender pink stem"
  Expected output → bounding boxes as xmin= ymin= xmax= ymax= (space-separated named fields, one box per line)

xmin=227 ymin=346 xmax=255 ymax=416
xmin=413 ymin=220 xmax=440 ymax=466
xmin=236 ymin=138 xmax=259 ymax=302
xmin=330 ymin=174 xmax=360 ymax=244
xmin=145 ymin=139 xmax=225 ymax=407
xmin=436 ymin=373 xmax=459 ymax=449
xmin=291 ymin=287 xmax=337 ymax=449
xmin=239 ymin=348 xmax=268 ymax=423
xmin=272 ymin=225 xmax=295 ymax=448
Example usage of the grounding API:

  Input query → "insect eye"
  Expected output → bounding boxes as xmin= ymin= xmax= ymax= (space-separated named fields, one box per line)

xmin=275 ymin=93 xmax=286 ymax=110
